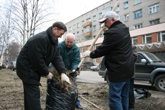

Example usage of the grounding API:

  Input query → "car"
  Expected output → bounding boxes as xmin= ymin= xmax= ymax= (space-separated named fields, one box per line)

xmin=98 ymin=52 xmax=165 ymax=92
xmin=8 ymin=61 xmax=16 ymax=71
xmin=90 ymin=65 xmax=99 ymax=71
xmin=81 ymin=61 xmax=95 ymax=70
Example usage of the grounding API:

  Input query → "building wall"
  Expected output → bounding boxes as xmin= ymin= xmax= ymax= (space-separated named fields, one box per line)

xmin=65 ymin=0 xmax=165 ymax=64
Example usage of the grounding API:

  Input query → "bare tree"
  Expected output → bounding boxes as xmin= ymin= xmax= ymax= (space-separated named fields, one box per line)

xmin=7 ymin=41 xmax=20 ymax=63
xmin=0 ymin=5 xmax=14 ymax=63
xmin=0 ymin=0 xmax=58 ymax=64
xmin=4 ymin=0 xmax=57 ymax=45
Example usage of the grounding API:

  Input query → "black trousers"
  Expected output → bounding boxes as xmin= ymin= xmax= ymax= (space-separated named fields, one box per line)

xmin=23 ymin=82 xmax=41 ymax=110
xmin=129 ymin=78 xmax=135 ymax=109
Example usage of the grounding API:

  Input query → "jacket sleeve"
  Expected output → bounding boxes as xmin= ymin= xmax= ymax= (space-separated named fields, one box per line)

xmin=71 ymin=48 xmax=81 ymax=70
xmin=51 ymin=47 xmax=67 ymax=74
xmin=28 ymin=38 xmax=49 ymax=76
xmin=90 ymin=30 xmax=122 ymax=58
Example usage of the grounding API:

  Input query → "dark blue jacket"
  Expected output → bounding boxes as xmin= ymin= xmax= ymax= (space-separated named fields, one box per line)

xmin=58 ymin=41 xmax=80 ymax=70
xmin=16 ymin=27 xmax=66 ymax=85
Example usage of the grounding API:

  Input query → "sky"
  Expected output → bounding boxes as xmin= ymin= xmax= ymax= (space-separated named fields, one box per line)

xmin=0 ymin=0 xmax=110 ymax=42
xmin=54 ymin=0 xmax=109 ymax=23
xmin=52 ymin=0 xmax=109 ymax=41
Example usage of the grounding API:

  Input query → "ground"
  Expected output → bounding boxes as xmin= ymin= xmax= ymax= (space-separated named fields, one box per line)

xmin=0 ymin=69 xmax=165 ymax=110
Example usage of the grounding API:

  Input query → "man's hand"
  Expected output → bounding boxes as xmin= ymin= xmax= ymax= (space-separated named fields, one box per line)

xmin=61 ymin=73 xmax=71 ymax=84
xmin=72 ymin=69 xmax=80 ymax=75
xmin=46 ymin=72 xmax=53 ymax=79
xmin=83 ymin=51 xmax=91 ymax=57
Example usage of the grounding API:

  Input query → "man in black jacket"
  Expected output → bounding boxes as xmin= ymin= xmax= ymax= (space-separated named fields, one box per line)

xmin=16 ymin=21 xmax=71 ymax=110
xmin=83 ymin=11 xmax=134 ymax=110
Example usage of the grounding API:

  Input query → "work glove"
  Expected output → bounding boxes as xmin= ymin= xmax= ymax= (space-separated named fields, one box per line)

xmin=83 ymin=51 xmax=91 ymax=57
xmin=46 ymin=72 xmax=53 ymax=79
xmin=61 ymin=73 xmax=71 ymax=84
xmin=72 ymin=69 xmax=80 ymax=75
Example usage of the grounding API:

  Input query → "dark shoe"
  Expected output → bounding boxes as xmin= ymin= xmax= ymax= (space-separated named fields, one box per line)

xmin=76 ymin=104 xmax=83 ymax=109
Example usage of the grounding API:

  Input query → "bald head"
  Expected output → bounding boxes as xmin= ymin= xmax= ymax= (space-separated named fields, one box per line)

xmin=65 ymin=33 xmax=75 ymax=48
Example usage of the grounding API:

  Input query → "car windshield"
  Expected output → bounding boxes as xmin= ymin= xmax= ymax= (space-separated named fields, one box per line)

xmin=144 ymin=52 xmax=162 ymax=62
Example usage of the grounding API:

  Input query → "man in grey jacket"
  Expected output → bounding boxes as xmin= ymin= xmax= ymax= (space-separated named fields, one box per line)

xmin=16 ymin=21 xmax=71 ymax=110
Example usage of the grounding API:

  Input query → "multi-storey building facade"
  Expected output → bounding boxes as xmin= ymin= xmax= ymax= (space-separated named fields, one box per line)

xmin=65 ymin=0 xmax=165 ymax=64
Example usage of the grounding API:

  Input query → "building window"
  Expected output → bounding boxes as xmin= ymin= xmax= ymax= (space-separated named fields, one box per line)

xmin=134 ymin=0 xmax=141 ymax=5
xmin=82 ymin=20 xmax=84 ymax=26
xmin=149 ymin=3 xmax=159 ymax=14
xmin=143 ymin=34 xmax=152 ymax=44
xmin=157 ymin=31 xmax=165 ymax=42
xmin=77 ymin=23 xmax=80 ymax=28
xmin=134 ymin=9 xmax=142 ymax=19
xmin=93 ymin=25 xmax=96 ymax=32
xmin=93 ymin=15 xmax=96 ymax=21
xmin=73 ymin=24 xmax=75 ymax=30
xmin=86 ymin=18 xmax=91 ymax=22
xmin=105 ymin=7 xmax=111 ymax=12
xmin=124 ymin=14 xmax=129 ymax=21
xmin=132 ymin=37 xmax=138 ymax=45
xmin=134 ymin=23 xmax=143 ymax=29
xmin=124 ymin=1 xmax=128 ymax=9
xmin=99 ymin=12 xmax=102 ymax=19
xmin=149 ymin=19 xmax=160 ymax=25
xmin=77 ymin=31 xmax=79 ymax=37
xmin=69 ymin=26 xmax=72 ymax=31
xmin=116 ymin=5 xmax=120 ymax=12
xmin=82 ymin=30 xmax=84 ymax=34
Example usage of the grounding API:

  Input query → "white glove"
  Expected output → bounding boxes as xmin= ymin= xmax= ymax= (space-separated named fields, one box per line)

xmin=72 ymin=69 xmax=79 ymax=75
xmin=83 ymin=51 xmax=91 ymax=57
xmin=61 ymin=73 xmax=71 ymax=84
xmin=46 ymin=72 xmax=53 ymax=79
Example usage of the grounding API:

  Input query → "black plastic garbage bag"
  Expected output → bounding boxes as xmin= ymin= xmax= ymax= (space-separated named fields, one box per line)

xmin=46 ymin=79 xmax=77 ymax=110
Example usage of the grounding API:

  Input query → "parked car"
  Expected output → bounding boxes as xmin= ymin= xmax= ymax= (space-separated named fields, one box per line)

xmin=98 ymin=52 xmax=165 ymax=92
xmin=8 ymin=61 xmax=16 ymax=71
xmin=90 ymin=65 xmax=99 ymax=71
xmin=81 ymin=61 xmax=95 ymax=70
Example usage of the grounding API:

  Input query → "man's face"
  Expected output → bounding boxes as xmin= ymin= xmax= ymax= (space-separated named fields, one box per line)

xmin=65 ymin=37 xmax=74 ymax=48
xmin=104 ymin=18 xmax=113 ymax=28
xmin=52 ymin=27 xmax=65 ymax=39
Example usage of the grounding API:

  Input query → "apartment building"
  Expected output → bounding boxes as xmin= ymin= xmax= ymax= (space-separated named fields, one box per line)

xmin=65 ymin=0 xmax=165 ymax=64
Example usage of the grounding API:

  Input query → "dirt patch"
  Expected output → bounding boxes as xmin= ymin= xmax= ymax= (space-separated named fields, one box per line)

xmin=0 ymin=69 xmax=165 ymax=110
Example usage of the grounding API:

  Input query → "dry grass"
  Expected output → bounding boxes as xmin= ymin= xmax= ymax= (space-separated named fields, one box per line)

xmin=0 ymin=69 xmax=165 ymax=110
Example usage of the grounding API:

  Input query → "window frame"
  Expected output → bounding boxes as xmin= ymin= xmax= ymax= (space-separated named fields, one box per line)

xmin=134 ymin=9 xmax=142 ymax=19
xmin=124 ymin=1 xmax=128 ymax=9
xmin=149 ymin=3 xmax=159 ymax=14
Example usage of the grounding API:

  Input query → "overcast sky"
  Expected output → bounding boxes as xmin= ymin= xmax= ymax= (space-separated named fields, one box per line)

xmin=0 ymin=0 xmax=110 ymax=42
xmin=53 ymin=0 xmax=109 ymax=41
xmin=55 ymin=0 xmax=109 ymax=23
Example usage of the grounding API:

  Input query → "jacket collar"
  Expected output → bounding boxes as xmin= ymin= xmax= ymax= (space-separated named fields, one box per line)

xmin=46 ymin=26 xmax=58 ymax=44
xmin=109 ymin=20 xmax=121 ymax=29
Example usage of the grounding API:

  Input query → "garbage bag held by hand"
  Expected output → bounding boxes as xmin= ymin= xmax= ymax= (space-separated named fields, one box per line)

xmin=46 ymin=79 xmax=77 ymax=110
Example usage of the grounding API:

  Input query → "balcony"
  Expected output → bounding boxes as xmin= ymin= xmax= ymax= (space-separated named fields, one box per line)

xmin=83 ymin=22 xmax=92 ymax=28
xmin=83 ymin=32 xmax=92 ymax=37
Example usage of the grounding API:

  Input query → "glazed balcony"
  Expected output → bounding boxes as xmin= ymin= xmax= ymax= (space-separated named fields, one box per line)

xmin=83 ymin=22 xmax=92 ymax=28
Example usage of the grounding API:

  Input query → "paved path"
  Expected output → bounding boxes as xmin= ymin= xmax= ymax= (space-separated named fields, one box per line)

xmin=77 ymin=70 xmax=105 ymax=83
xmin=77 ymin=70 xmax=165 ymax=98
